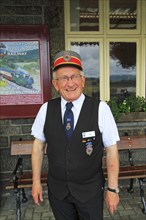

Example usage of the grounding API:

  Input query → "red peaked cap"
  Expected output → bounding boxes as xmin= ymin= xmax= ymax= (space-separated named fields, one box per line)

xmin=53 ymin=50 xmax=83 ymax=71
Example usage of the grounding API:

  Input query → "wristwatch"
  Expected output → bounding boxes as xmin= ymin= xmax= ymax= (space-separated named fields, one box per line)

xmin=107 ymin=187 xmax=120 ymax=194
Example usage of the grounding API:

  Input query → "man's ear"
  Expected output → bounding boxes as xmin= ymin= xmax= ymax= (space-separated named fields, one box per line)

xmin=52 ymin=79 xmax=59 ymax=92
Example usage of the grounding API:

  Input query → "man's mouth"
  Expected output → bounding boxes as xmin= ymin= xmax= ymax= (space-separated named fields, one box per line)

xmin=66 ymin=88 xmax=76 ymax=92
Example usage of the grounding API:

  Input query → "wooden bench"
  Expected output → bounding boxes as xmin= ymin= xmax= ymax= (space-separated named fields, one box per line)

xmin=6 ymin=135 xmax=146 ymax=219
xmin=103 ymin=135 xmax=146 ymax=214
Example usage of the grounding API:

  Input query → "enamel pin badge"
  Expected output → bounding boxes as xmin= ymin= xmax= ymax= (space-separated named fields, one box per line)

xmin=66 ymin=122 xmax=71 ymax=130
xmin=86 ymin=142 xmax=93 ymax=156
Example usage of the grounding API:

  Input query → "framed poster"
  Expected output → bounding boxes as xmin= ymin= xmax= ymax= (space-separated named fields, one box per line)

xmin=0 ymin=25 xmax=51 ymax=119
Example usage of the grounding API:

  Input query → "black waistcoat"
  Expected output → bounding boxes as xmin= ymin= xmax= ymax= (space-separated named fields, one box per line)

xmin=44 ymin=96 xmax=104 ymax=202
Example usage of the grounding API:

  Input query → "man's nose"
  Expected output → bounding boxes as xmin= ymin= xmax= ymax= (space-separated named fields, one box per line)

xmin=67 ymin=77 xmax=74 ymax=84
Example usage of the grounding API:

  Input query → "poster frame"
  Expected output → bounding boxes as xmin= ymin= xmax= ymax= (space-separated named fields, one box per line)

xmin=0 ymin=25 xmax=51 ymax=119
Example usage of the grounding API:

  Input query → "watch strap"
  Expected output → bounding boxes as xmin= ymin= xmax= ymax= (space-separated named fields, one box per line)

xmin=107 ymin=187 xmax=119 ymax=194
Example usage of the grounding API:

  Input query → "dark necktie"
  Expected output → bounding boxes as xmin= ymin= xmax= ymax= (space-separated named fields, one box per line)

xmin=64 ymin=102 xmax=74 ymax=140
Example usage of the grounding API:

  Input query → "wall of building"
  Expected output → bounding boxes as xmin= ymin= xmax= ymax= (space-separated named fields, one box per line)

xmin=0 ymin=0 xmax=146 ymax=190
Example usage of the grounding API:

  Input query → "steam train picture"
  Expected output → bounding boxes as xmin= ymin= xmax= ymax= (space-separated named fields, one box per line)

xmin=0 ymin=67 xmax=34 ymax=89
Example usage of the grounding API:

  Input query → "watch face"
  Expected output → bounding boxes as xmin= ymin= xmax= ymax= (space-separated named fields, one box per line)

xmin=115 ymin=188 xmax=120 ymax=193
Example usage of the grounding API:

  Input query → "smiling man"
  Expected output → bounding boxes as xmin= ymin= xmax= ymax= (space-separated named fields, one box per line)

xmin=31 ymin=50 xmax=120 ymax=220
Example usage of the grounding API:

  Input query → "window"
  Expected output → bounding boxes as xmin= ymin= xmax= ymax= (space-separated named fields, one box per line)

xmin=70 ymin=0 xmax=99 ymax=32
xmin=64 ymin=0 xmax=146 ymax=100
xmin=109 ymin=0 xmax=137 ymax=30
xmin=109 ymin=42 xmax=136 ymax=98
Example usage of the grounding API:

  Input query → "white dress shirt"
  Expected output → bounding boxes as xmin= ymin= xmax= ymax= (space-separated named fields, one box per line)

xmin=31 ymin=94 xmax=120 ymax=147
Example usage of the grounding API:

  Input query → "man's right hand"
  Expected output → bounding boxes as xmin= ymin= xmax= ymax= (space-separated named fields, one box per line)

xmin=32 ymin=182 xmax=43 ymax=206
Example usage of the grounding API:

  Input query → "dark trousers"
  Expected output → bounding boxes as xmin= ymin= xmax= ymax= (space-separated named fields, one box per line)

xmin=48 ymin=189 xmax=104 ymax=220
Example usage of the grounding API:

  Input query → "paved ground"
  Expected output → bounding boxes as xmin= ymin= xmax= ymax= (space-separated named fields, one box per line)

xmin=0 ymin=186 xmax=146 ymax=220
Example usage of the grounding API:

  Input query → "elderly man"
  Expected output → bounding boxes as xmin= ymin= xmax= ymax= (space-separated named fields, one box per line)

xmin=31 ymin=50 xmax=120 ymax=220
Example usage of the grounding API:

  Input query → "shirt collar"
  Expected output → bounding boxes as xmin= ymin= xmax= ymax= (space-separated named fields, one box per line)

xmin=61 ymin=94 xmax=85 ymax=110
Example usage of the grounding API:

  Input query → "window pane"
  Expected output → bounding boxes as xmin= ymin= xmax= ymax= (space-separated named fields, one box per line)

xmin=110 ymin=0 xmax=137 ymax=29
xmin=70 ymin=0 xmax=99 ymax=31
xmin=110 ymin=42 xmax=136 ymax=98
xmin=71 ymin=42 xmax=100 ymax=98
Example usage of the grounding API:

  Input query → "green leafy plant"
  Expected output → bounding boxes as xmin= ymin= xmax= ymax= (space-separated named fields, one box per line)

xmin=107 ymin=94 xmax=146 ymax=120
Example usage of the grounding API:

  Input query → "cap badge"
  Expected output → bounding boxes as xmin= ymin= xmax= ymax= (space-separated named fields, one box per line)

xmin=63 ymin=52 xmax=71 ymax=62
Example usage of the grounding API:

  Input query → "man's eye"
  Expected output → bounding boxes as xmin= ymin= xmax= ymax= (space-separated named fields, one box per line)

xmin=72 ymin=75 xmax=78 ymax=79
xmin=62 ymin=76 xmax=68 ymax=80
xmin=57 ymin=76 xmax=67 ymax=81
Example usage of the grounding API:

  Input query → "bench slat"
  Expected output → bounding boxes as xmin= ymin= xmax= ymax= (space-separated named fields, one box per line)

xmin=6 ymin=164 xmax=146 ymax=188
xmin=9 ymin=136 xmax=146 ymax=187
xmin=11 ymin=141 xmax=33 ymax=155
xmin=118 ymin=135 xmax=146 ymax=150
xmin=10 ymin=135 xmax=146 ymax=156
xmin=11 ymin=140 xmax=47 ymax=155
xmin=104 ymin=165 xmax=146 ymax=179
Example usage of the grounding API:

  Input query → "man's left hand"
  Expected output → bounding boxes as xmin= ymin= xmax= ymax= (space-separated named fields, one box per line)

xmin=105 ymin=190 xmax=120 ymax=215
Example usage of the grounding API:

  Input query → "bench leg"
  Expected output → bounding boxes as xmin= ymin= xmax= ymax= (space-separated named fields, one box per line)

xmin=138 ymin=179 xmax=146 ymax=214
xmin=21 ymin=188 xmax=28 ymax=203
xmin=15 ymin=188 xmax=21 ymax=220
xmin=127 ymin=179 xmax=134 ymax=193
